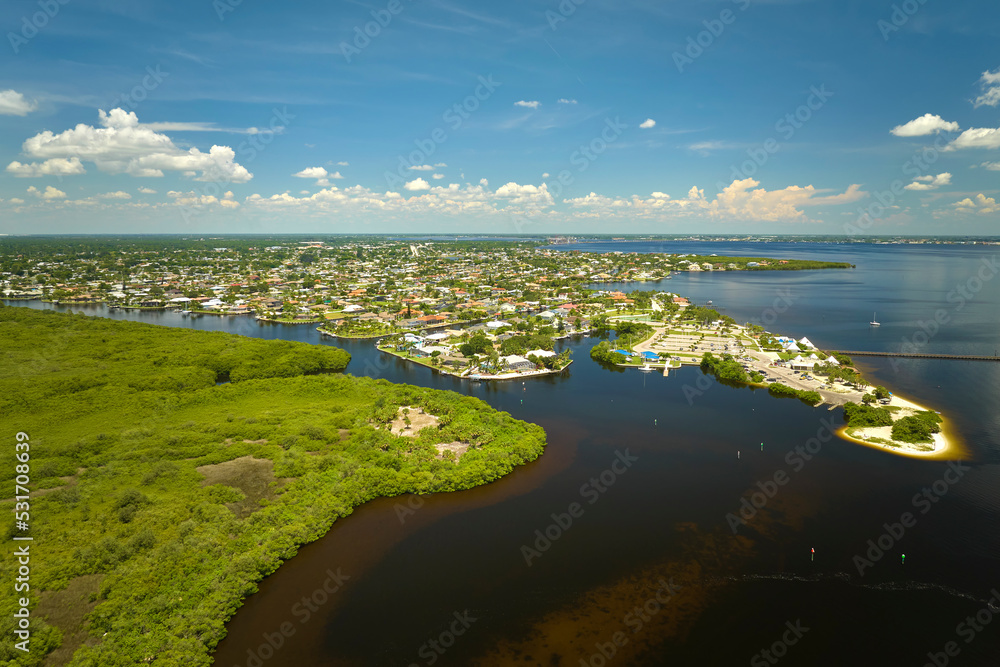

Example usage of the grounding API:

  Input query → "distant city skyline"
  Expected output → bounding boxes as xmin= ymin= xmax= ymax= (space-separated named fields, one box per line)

xmin=1 ymin=0 xmax=998 ymax=234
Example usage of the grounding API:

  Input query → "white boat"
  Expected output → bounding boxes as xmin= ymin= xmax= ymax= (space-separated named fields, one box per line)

xmin=639 ymin=363 xmax=655 ymax=372
xmin=870 ymin=312 xmax=880 ymax=327
xmin=180 ymin=310 xmax=190 ymax=314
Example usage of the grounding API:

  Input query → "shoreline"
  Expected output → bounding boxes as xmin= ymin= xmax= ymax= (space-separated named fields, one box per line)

xmin=376 ymin=346 xmax=572 ymax=380
xmin=836 ymin=393 xmax=960 ymax=459
xmin=604 ymin=318 xmax=961 ymax=459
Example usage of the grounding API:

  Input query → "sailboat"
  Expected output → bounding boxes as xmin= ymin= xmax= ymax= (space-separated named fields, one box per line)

xmin=870 ymin=312 xmax=880 ymax=327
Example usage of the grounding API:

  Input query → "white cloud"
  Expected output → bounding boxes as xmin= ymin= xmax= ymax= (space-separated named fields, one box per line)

xmin=557 ymin=98 xmax=577 ymax=105
xmin=432 ymin=174 xmax=445 ymax=179
xmin=0 ymin=90 xmax=37 ymax=116
xmin=27 ymin=185 xmax=66 ymax=200
xmin=293 ymin=166 xmax=329 ymax=179
xmin=337 ymin=161 xmax=350 ymax=166
xmin=9 ymin=198 xmax=24 ymax=205
xmin=948 ymin=127 xmax=1000 ymax=150
xmin=408 ymin=164 xmax=435 ymax=171
xmin=19 ymin=108 xmax=253 ymax=182
xmin=404 ymin=178 xmax=430 ymax=191
xmin=974 ymin=68 xmax=1000 ymax=108
xmin=904 ymin=172 xmax=952 ymax=191
xmin=137 ymin=187 xmax=157 ymax=194
xmin=952 ymin=193 xmax=998 ymax=214
xmin=167 ymin=189 xmax=239 ymax=208
xmin=433 ymin=162 xmax=447 ymax=168
xmin=240 ymin=176 xmax=864 ymax=225
xmin=5 ymin=157 xmax=86 ymax=177
xmin=639 ymin=118 xmax=656 ymax=129
xmin=514 ymin=100 xmax=540 ymax=109
xmin=98 ymin=191 xmax=132 ymax=200
xmin=142 ymin=121 xmax=281 ymax=134
xmin=294 ymin=166 xmax=342 ymax=186
xmin=890 ymin=114 xmax=961 ymax=137
xmin=981 ymin=162 xmax=1000 ymax=171
xmin=494 ymin=182 xmax=554 ymax=207
xmin=542 ymin=172 xmax=550 ymax=179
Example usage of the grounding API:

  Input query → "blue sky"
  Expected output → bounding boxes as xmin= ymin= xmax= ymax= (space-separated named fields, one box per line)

xmin=1 ymin=0 xmax=999 ymax=234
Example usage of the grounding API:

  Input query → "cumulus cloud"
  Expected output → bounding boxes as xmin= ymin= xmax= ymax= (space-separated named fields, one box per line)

xmin=432 ymin=174 xmax=445 ymax=179
xmin=293 ymin=166 xmax=329 ymax=179
xmin=27 ymin=185 xmax=66 ymax=200
xmin=18 ymin=108 xmax=252 ymax=182
xmin=167 ymin=189 xmax=239 ymax=209
xmin=948 ymin=127 xmax=1000 ymax=150
xmin=904 ymin=172 xmax=952 ymax=191
xmin=239 ymin=176 xmax=864 ymax=225
xmin=952 ymin=193 xmax=998 ymax=214
xmin=6 ymin=157 xmax=86 ymax=177
xmin=566 ymin=179 xmax=865 ymax=222
xmin=514 ymin=100 xmax=540 ymax=109
xmin=981 ymin=161 xmax=1000 ymax=171
xmin=974 ymin=68 xmax=1000 ymax=108
xmin=137 ymin=187 xmax=157 ymax=194
xmin=890 ymin=114 xmax=961 ymax=137
xmin=494 ymin=182 xmax=554 ymax=207
xmin=408 ymin=164 xmax=435 ymax=171
xmin=337 ymin=161 xmax=349 ymax=166
xmin=404 ymin=178 xmax=430 ymax=191
xmin=701 ymin=179 xmax=866 ymax=220
xmin=0 ymin=90 xmax=37 ymax=116
xmin=557 ymin=98 xmax=577 ymax=104
xmin=639 ymin=118 xmax=656 ymax=129
xmin=98 ymin=191 xmax=132 ymax=200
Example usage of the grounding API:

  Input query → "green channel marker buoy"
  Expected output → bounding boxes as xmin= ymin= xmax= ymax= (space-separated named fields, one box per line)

xmin=761 ymin=442 xmax=764 ymax=450
xmin=902 ymin=554 xmax=906 ymax=564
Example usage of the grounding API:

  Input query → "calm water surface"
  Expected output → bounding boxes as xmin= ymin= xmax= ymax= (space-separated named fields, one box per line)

xmin=9 ymin=242 xmax=1000 ymax=666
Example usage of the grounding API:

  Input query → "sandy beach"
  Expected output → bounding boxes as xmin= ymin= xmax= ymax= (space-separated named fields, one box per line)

xmin=838 ymin=393 xmax=957 ymax=459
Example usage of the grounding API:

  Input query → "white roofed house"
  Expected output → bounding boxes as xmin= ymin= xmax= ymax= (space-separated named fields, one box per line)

xmin=501 ymin=355 xmax=535 ymax=372
xmin=798 ymin=337 xmax=815 ymax=349
xmin=789 ymin=355 xmax=816 ymax=370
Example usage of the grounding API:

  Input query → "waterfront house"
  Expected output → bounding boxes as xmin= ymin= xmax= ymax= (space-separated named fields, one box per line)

xmin=501 ymin=355 xmax=535 ymax=372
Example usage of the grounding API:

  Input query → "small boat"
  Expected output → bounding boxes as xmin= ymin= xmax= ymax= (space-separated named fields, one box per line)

xmin=870 ymin=312 xmax=880 ymax=327
xmin=180 ymin=310 xmax=191 ymax=314
xmin=639 ymin=363 xmax=654 ymax=372
xmin=707 ymin=300 xmax=713 ymax=306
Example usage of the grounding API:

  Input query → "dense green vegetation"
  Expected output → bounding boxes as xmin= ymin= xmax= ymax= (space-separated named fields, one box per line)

xmin=610 ymin=321 xmax=655 ymax=350
xmin=673 ymin=255 xmax=853 ymax=271
xmin=318 ymin=318 xmax=400 ymax=338
xmin=842 ymin=402 xmax=894 ymax=427
xmin=0 ymin=306 xmax=544 ymax=666
xmin=699 ymin=352 xmax=748 ymax=384
xmin=891 ymin=411 xmax=943 ymax=443
xmin=767 ymin=382 xmax=822 ymax=405
xmin=499 ymin=333 xmax=555 ymax=356
xmin=589 ymin=340 xmax=627 ymax=365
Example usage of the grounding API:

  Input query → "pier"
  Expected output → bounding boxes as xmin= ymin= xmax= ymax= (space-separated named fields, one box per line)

xmin=831 ymin=350 xmax=1000 ymax=362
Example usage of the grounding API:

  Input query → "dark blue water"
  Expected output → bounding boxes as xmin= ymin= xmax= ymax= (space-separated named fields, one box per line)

xmin=8 ymin=242 xmax=1000 ymax=666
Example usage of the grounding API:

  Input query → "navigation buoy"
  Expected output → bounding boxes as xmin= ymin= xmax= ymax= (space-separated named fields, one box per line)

xmin=901 ymin=553 xmax=905 ymax=564
xmin=654 ymin=419 xmax=657 ymax=426
xmin=760 ymin=442 xmax=764 ymax=451
xmin=811 ymin=547 xmax=815 ymax=561
xmin=737 ymin=450 xmax=740 ymax=459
